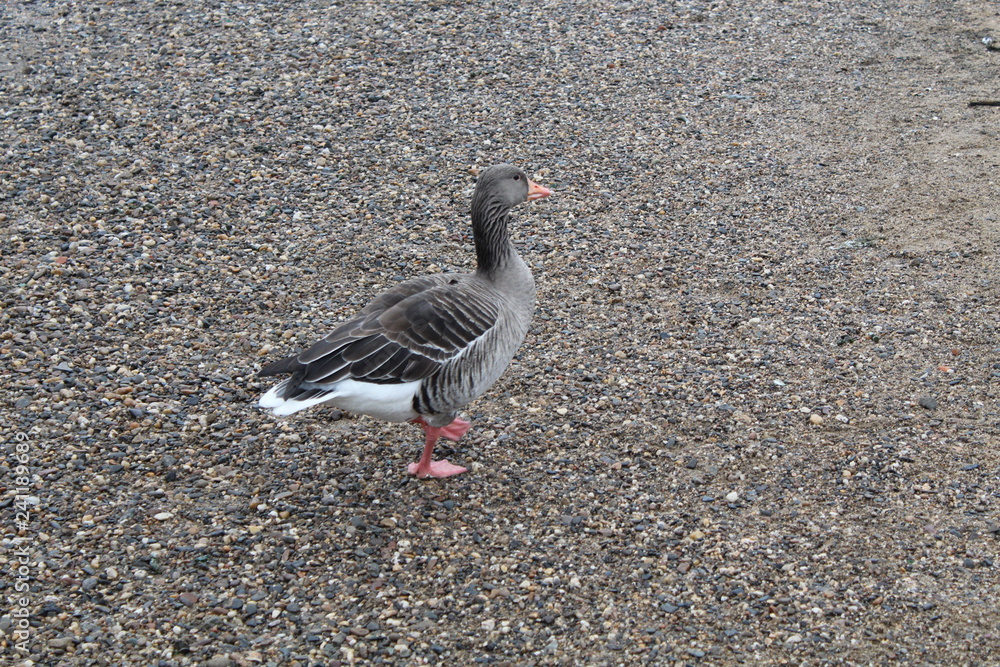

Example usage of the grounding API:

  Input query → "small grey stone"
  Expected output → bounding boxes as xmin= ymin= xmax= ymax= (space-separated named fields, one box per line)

xmin=918 ymin=396 xmax=938 ymax=410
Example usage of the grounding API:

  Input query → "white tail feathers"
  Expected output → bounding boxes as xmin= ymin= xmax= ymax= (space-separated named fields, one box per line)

xmin=258 ymin=380 xmax=336 ymax=416
xmin=258 ymin=378 xmax=422 ymax=423
xmin=257 ymin=379 xmax=290 ymax=409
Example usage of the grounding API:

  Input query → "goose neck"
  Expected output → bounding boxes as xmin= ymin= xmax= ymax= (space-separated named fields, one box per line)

xmin=472 ymin=200 xmax=513 ymax=275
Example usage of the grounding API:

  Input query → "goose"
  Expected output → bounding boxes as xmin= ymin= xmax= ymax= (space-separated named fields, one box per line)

xmin=257 ymin=164 xmax=551 ymax=478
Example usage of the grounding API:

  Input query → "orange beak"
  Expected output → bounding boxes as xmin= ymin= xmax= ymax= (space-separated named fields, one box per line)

xmin=527 ymin=179 xmax=552 ymax=201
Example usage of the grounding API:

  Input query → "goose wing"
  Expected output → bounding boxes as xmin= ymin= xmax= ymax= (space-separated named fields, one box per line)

xmin=258 ymin=274 xmax=500 ymax=391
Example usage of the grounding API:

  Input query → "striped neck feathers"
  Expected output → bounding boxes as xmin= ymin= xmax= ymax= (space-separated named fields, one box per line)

xmin=471 ymin=195 xmax=514 ymax=276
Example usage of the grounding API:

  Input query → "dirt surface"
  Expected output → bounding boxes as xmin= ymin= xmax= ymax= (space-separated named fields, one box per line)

xmin=1 ymin=0 xmax=998 ymax=665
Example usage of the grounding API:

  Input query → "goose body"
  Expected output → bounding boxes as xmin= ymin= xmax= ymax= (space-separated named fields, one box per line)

xmin=258 ymin=164 xmax=551 ymax=478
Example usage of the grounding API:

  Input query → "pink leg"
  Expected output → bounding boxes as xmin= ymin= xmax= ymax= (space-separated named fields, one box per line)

xmin=410 ymin=417 xmax=472 ymax=442
xmin=407 ymin=418 xmax=469 ymax=478
xmin=439 ymin=417 xmax=471 ymax=442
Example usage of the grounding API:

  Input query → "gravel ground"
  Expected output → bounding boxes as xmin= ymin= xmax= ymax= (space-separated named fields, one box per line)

xmin=2 ymin=0 xmax=999 ymax=665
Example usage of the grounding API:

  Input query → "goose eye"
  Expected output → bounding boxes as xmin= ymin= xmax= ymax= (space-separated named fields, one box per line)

xmin=513 ymin=174 xmax=521 ymax=180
